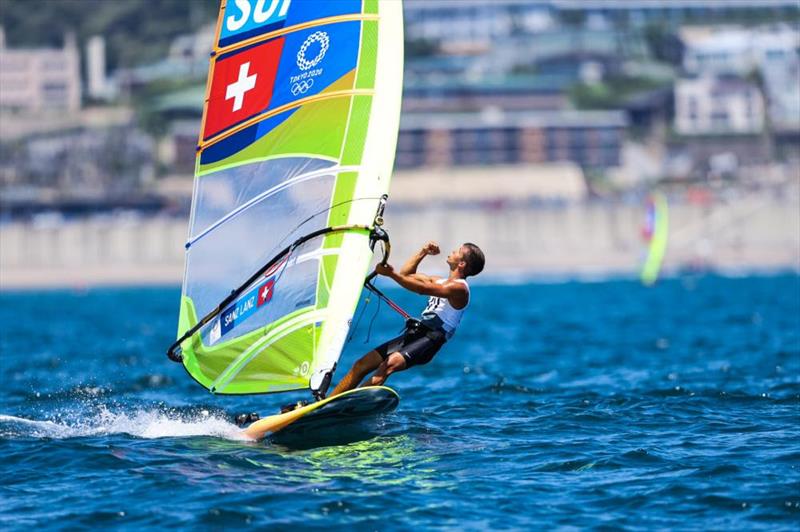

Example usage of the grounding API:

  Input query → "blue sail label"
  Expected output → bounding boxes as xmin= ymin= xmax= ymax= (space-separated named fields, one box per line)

xmin=218 ymin=0 xmax=363 ymax=48
xmin=209 ymin=277 xmax=275 ymax=343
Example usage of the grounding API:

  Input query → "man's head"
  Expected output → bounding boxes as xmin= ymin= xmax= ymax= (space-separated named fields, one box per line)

xmin=447 ymin=242 xmax=485 ymax=278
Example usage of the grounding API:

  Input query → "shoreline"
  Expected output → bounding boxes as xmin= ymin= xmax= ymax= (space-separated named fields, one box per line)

xmin=2 ymin=189 xmax=798 ymax=291
xmin=2 ymin=264 xmax=797 ymax=292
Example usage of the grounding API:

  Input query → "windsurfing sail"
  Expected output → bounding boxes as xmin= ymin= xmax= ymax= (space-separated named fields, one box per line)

xmin=640 ymin=191 xmax=669 ymax=286
xmin=167 ymin=0 xmax=404 ymax=397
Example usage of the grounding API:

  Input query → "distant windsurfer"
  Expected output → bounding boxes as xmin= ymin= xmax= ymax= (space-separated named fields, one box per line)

xmin=329 ymin=241 xmax=485 ymax=396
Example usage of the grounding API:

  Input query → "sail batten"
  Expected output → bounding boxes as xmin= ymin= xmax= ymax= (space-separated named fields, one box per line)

xmin=186 ymin=164 xmax=361 ymax=248
xmin=211 ymin=309 xmax=328 ymax=393
xmin=173 ymin=0 xmax=403 ymax=396
xmin=199 ymin=89 xmax=376 ymax=149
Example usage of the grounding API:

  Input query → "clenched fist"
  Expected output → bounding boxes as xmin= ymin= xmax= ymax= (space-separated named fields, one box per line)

xmin=422 ymin=241 xmax=440 ymax=255
xmin=375 ymin=262 xmax=394 ymax=276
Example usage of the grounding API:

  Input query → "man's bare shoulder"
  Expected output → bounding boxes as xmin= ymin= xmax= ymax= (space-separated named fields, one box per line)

xmin=442 ymin=279 xmax=469 ymax=308
xmin=412 ymin=272 xmax=441 ymax=283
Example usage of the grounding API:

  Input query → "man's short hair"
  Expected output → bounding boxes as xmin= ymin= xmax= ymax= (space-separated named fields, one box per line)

xmin=461 ymin=243 xmax=485 ymax=277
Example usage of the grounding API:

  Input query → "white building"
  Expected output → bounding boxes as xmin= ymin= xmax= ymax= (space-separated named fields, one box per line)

xmin=762 ymin=45 xmax=800 ymax=132
xmin=168 ymin=23 xmax=214 ymax=64
xmin=681 ymin=25 xmax=800 ymax=76
xmin=555 ymin=1 xmax=799 ymax=28
xmin=114 ymin=24 xmax=214 ymax=89
xmin=404 ymin=0 xmax=555 ymax=46
xmin=405 ymin=1 xmax=799 ymax=47
xmin=0 ymin=28 xmax=82 ymax=112
xmin=674 ymin=75 xmax=764 ymax=135
xmin=85 ymin=35 xmax=114 ymax=101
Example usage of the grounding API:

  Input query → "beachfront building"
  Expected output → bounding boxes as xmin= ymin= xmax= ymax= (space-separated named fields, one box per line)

xmin=85 ymin=36 xmax=114 ymax=101
xmin=403 ymin=76 xmax=570 ymax=113
xmin=404 ymin=12 xmax=644 ymax=80
xmin=554 ymin=1 xmax=798 ymax=29
xmin=397 ymin=110 xmax=626 ymax=169
xmin=391 ymin=163 xmax=588 ymax=206
xmin=7 ymin=127 xmax=155 ymax=193
xmin=115 ymin=24 xmax=214 ymax=92
xmin=0 ymin=27 xmax=81 ymax=112
xmin=674 ymin=75 xmax=765 ymax=135
xmin=677 ymin=22 xmax=799 ymax=157
xmin=480 ymin=28 xmax=639 ymax=80
xmin=404 ymin=1 xmax=799 ymax=47
xmin=404 ymin=0 xmax=555 ymax=47
xmin=681 ymin=25 xmax=800 ymax=76
xmin=763 ymin=52 xmax=800 ymax=160
xmin=763 ymin=53 xmax=800 ymax=134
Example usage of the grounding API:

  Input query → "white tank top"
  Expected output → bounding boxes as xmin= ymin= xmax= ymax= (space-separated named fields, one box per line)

xmin=420 ymin=278 xmax=469 ymax=339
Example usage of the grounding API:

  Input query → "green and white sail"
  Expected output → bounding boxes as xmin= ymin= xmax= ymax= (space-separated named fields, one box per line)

xmin=171 ymin=0 xmax=403 ymax=395
xmin=641 ymin=191 xmax=669 ymax=286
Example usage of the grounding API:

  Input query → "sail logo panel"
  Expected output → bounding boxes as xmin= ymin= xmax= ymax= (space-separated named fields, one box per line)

xmin=203 ymin=39 xmax=285 ymax=139
xmin=202 ymin=20 xmax=361 ymax=145
xmin=175 ymin=0 xmax=403 ymax=396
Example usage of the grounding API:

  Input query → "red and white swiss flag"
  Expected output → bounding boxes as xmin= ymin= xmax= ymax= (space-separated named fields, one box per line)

xmin=257 ymin=279 xmax=275 ymax=307
xmin=203 ymin=38 xmax=285 ymax=140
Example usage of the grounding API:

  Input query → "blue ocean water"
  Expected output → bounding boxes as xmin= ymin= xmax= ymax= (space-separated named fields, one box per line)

xmin=1 ymin=275 xmax=799 ymax=529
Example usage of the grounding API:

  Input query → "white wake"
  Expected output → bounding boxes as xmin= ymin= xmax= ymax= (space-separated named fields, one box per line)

xmin=0 ymin=407 xmax=250 ymax=441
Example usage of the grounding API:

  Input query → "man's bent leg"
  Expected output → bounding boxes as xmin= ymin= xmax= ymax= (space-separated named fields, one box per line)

xmin=367 ymin=352 xmax=408 ymax=387
xmin=330 ymin=350 xmax=383 ymax=397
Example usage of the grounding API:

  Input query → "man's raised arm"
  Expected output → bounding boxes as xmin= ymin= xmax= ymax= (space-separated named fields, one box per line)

xmin=399 ymin=241 xmax=441 ymax=282
xmin=375 ymin=263 xmax=468 ymax=308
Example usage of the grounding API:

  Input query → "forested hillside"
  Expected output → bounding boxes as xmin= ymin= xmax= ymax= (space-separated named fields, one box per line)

xmin=0 ymin=0 xmax=217 ymax=69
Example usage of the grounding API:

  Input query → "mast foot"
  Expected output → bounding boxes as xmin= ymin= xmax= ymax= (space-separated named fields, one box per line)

xmin=280 ymin=401 xmax=308 ymax=414
xmin=234 ymin=412 xmax=260 ymax=426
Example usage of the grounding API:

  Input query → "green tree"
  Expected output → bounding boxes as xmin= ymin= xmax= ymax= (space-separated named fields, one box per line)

xmin=0 ymin=0 xmax=217 ymax=70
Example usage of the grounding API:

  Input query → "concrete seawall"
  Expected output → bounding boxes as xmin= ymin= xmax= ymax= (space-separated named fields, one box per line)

xmin=1 ymin=190 xmax=798 ymax=289
xmin=382 ymin=190 xmax=800 ymax=279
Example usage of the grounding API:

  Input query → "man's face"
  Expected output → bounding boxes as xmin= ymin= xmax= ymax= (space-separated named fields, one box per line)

xmin=447 ymin=246 xmax=466 ymax=269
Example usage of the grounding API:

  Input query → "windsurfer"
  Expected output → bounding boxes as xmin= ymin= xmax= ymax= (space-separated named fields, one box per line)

xmin=329 ymin=241 xmax=485 ymax=396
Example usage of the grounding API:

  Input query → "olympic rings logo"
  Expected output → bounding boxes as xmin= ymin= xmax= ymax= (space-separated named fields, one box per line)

xmin=296 ymin=31 xmax=329 ymax=71
xmin=291 ymin=79 xmax=314 ymax=95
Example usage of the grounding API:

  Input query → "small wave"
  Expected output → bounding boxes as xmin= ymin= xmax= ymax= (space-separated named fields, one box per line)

xmin=644 ymin=387 xmax=800 ymax=403
xmin=486 ymin=377 xmax=546 ymax=395
xmin=690 ymin=463 xmax=742 ymax=476
xmin=648 ymin=386 xmax=695 ymax=397
xmin=619 ymin=448 xmax=664 ymax=463
xmin=536 ymin=458 xmax=599 ymax=472
xmin=0 ymin=408 xmax=248 ymax=441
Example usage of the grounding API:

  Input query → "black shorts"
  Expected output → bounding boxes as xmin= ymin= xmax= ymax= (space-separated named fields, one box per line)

xmin=374 ymin=320 xmax=447 ymax=368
